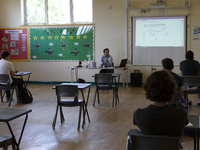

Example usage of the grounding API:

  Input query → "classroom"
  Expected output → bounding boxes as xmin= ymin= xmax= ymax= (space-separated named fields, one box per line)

xmin=0 ymin=0 xmax=200 ymax=150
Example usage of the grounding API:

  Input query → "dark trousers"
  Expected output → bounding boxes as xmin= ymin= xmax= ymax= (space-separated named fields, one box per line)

xmin=6 ymin=78 xmax=23 ymax=99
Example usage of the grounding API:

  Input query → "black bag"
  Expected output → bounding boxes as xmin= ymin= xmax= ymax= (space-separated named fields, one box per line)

xmin=77 ymin=78 xmax=85 ymax=83
xmin=19 ymin=88 xmax=33 ymax=104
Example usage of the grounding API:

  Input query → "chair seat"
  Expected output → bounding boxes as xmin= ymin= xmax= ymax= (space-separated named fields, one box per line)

xmin=0 ymin=134 xmax=14 ymax=149
xmin=60 ymin=99 xmax=84 ymax=106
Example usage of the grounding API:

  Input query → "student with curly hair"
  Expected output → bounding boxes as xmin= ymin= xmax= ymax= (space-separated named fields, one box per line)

xmin=127 ymin=70 xmax=188 ymax=150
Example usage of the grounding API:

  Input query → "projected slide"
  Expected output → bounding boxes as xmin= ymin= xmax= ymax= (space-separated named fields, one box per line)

xmin=135 ymin=17 xmax=184 ymax=47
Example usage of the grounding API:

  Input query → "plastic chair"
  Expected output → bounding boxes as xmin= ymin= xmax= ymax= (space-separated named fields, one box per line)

xmin=93 ymin=73 xmax=117 ymax=107
xmin=168 ymin=90 xmax=182 ymax=107
xmin=0 ymin=74 xmax=18 ymax=106
xmin=182 ymin=76 xmax=200 ymax=94
xmin=0 ymin=134 xmax=15 ymax=150
xmin=182 ymin=76 xmax=200 ymax=113
xmin=52 ymin=85 xmax=85 ymax=130
xmin=129 ymin=131 xmax=180 ymax=150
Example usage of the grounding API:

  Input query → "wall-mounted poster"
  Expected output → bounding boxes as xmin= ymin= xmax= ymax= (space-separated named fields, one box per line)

xmin=0 ymin=27 xmax=29 ymax=61
xmin=29 ymin=26 xmax=94 ymax=61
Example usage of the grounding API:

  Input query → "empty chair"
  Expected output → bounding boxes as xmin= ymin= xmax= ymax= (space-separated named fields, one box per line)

xmin=93 ymin=73 xmax=117 ymax=107
xmin=0 ymin=74 xmax=18 ymax=106
xmin=129 ymin=131 xmax=180 ymax=150
xmin=0 ymin=134 xmax=15 ymax=150
xmin=52 ymin=85 xmax=85 ymax=130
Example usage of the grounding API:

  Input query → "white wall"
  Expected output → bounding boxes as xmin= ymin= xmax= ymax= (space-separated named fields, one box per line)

xmin=0 ymin=0 xmax=200 ymax=83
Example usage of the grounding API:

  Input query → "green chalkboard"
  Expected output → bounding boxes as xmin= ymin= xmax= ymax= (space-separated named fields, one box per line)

xmin=29 ymin=26 xmax=94 ymax=61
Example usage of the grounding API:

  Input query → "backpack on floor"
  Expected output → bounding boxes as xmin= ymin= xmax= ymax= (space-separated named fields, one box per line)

xmin=20 ymin=88 xmax=33 ymax=104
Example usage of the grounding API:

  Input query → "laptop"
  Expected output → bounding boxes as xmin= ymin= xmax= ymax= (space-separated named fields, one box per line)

xmin=114 ymin=59 xmax=128 ymax=68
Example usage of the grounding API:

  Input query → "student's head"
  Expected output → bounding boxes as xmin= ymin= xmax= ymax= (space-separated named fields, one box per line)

xmin=143 ymin=70 xmax=177 ymax=102
xmin=103 ymin=48 xmax=109 ymax=57
xmin=162 ymin=58 xmax=174 ymax=70
xmin=1 ymin=51 xmax=10 ymax=59
xmin=185 ymin=50 xmax=194 ymax=60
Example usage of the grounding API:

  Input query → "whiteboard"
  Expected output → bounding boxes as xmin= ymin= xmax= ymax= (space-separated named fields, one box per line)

xmin=131 ymin=16 xmax=186 ymax=65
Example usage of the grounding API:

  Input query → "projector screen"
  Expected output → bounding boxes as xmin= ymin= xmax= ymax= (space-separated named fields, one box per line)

xmin=132 ymin=16 xmax=186 ymax=65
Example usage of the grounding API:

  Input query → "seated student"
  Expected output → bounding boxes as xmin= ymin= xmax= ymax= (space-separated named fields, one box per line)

xmin=99 ymin=48 xmax=114 ymax=73
xmin=180 ymin=50 xmax=200 ymax=105
xmin=127 ymin=70 xmax=188 ymax=150
xmin=162 ymin=58 xmax=188 ymax=106
xmin=0 ymin=50 xmax=23 ymax=101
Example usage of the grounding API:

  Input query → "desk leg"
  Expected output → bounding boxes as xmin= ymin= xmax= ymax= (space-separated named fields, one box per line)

xmin=71 ymin=69 xmax=74 ymax=83
xmin=6 ymin=114 xmax=29 ymax=150
xmin=80 ymin=87 xmax=91 ymax=126
xmin=123 ymin=69 xmax=125 ymax=91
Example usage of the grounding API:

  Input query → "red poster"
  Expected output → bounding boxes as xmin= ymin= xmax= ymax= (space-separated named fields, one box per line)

xmin=0 ymin=27 xmax=29 ymax=61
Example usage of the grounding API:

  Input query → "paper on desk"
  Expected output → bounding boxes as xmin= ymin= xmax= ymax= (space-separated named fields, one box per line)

xmin=186 ymin=122 xmax=193 ymax=126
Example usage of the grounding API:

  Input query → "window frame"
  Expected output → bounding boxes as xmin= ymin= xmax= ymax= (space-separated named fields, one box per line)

xmin=20 ymin=0 xmax=93 ymax=26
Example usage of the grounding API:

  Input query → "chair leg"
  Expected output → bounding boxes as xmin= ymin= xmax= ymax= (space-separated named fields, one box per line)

xmin=78 ymin=104 xmax=82 ymax=130
xmin=8 ymin=89 xmax=14 ymax=106
xmin=52 ymin=105 xmax=59 ymax=129
xmin=0 ymin=90 xmax=3 ymax=103
xmin=60 ymin=106 xmax=65 ymax=123
xmin=93 ymin=86 xmax=97 ymax=107
xmin=82 ymin=103 xmax=85 ymax=128
xmin=97 ymin=89 xmax=100 ymax=104
xmin=112 ymin=89 xmax=115 ymax=107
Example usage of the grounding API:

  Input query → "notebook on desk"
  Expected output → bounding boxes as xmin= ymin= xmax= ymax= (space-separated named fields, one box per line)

xmin=114 ymin=59 xmax=128 ymax=68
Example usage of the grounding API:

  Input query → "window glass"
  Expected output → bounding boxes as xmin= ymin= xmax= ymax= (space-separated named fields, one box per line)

xmin=48 ymin=0 xmax=70 ymax=24
xmin=27 ymin=0 xmax=45 ymax=24
xmin=73 ymin=0 xmax=93 ymax=23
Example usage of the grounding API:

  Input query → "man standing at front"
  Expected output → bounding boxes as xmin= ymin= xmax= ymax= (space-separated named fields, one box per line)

xmin=0 ymin=50 xmax=23 ymax=101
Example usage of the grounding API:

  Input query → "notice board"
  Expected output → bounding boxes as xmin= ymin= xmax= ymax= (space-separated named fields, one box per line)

xmin=0 ymin=27 xmax=29 ymax=61
xmin=29 ymin=26 xmax=94 ymax=61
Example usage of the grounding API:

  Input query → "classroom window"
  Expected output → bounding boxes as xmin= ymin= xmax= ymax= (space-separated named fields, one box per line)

xmin=22 ymin=0 xmax=93 ymax=25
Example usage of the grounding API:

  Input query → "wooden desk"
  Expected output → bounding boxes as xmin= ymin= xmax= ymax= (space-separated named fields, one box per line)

xmin=184 ymin=115 xmax=200 ymax=150
xmin=68 ymin=66 xmax=128 ymax=91
xmin=0 ymin=108 xmax=32 ymax=150
xmin=53 ymin=83 xmax=92 ymax=125
xmin=14 ymin=72 xmax=32 ymax=88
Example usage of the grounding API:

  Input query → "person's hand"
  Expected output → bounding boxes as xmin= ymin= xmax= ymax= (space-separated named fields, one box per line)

xmin=106 ymin=58 xmax=109 ymax=62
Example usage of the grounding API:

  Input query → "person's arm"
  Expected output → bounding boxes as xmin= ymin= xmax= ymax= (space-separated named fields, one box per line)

xmin=180 ymin=86 xmax=184 ymax=98
xmin=100 ymin=55 xmax=104 ymax=65
xmin=107 ymin=55 xmax=113 ymax=67
xmin=10 ymin=70 xmax=14 ymax=78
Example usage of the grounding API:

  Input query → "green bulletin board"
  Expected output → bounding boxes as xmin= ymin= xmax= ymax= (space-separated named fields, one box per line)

xmin=29 ymin=26 xmax=94 ymax=61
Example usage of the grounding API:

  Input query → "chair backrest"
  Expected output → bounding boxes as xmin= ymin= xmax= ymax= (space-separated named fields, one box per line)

xmin=0 ymin=74 xmax=10 ymax=85
xmin=94 ymin=73 xmax=113 ymax=88
xmin=131 ymin=133 xmax=180 ymax=150
xmin=55 ymin=85 xmax=79 ymax=103
xmin=168 ymin=90 xmax=181 ymax=106
xmin=182 ymin=76 xmax=200 ymax=87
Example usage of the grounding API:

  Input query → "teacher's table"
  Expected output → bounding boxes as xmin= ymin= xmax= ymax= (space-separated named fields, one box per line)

xmin=53 ymin=83 xmax=92 ymax=125
xmin=184 ymin=115 xmax=200 ymax=150
xmin=0 ymin=108 xmax=32 ymax=150
xmin=14 ymin=72 xmax=32 ymax=88
xmin=69 ymin=66 xmax=128 ymax=91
